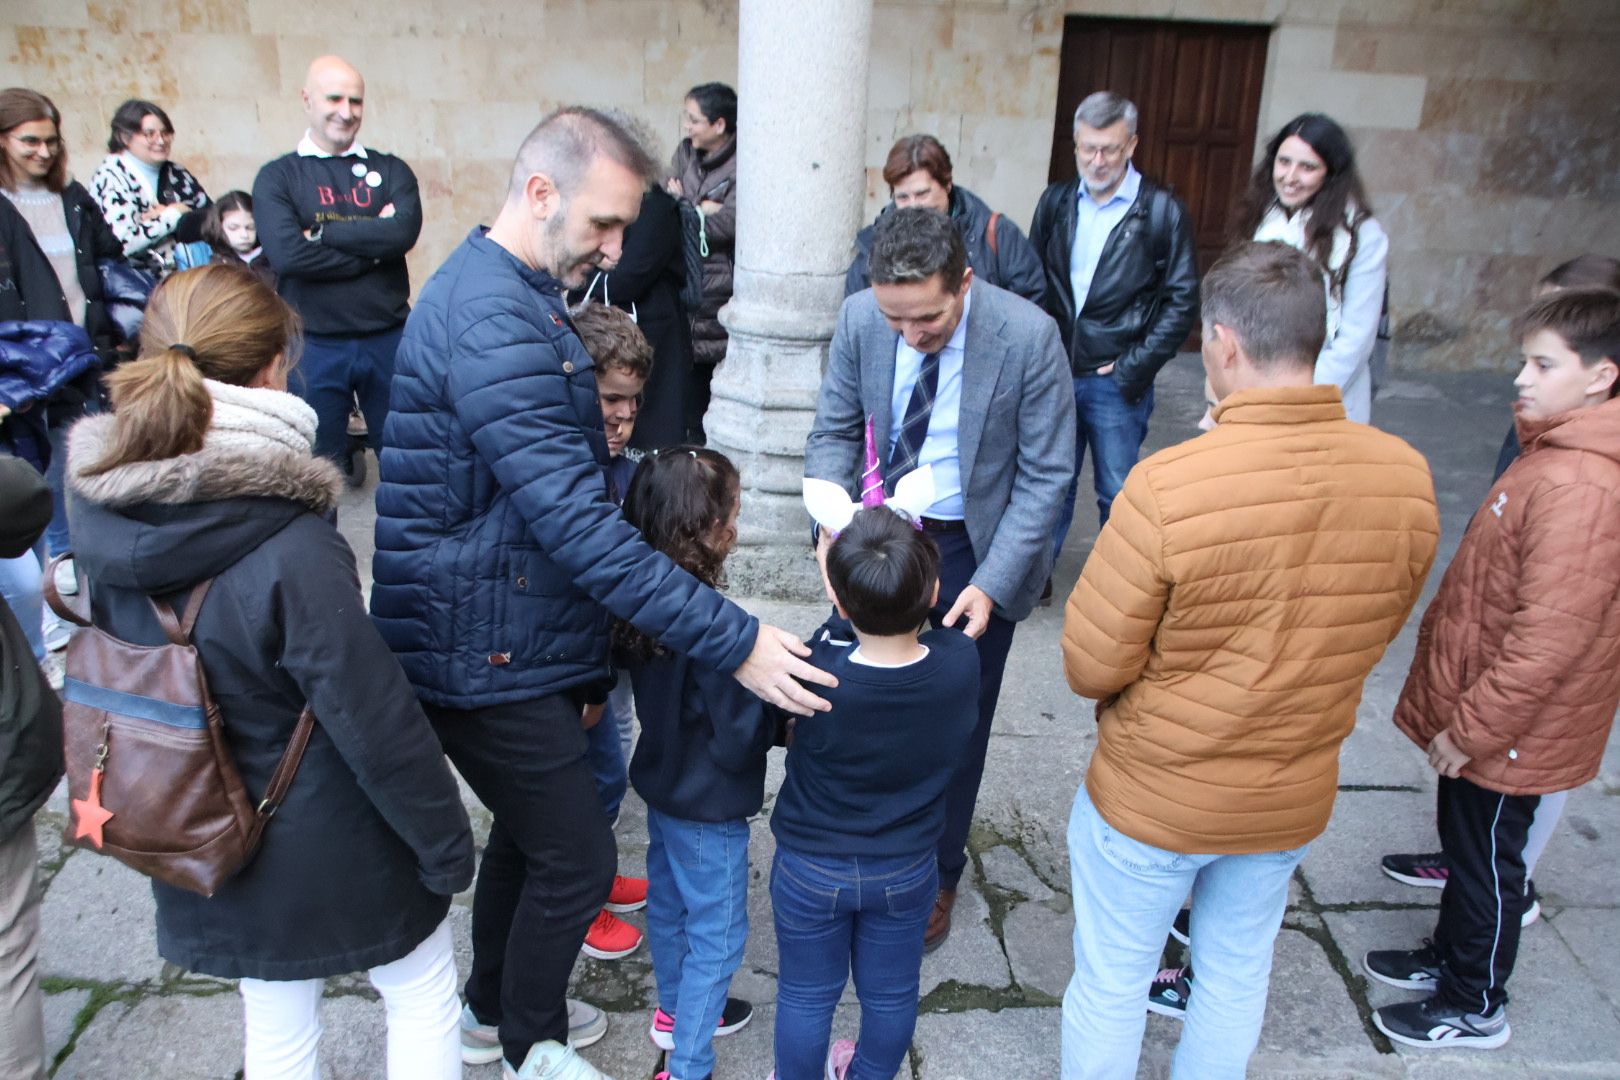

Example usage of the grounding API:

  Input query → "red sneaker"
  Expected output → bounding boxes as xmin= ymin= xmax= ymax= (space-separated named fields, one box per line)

xmin=581 ymin=908 xmax=642 ymax=960
xmin=606 ymin=874 xmax=648 ymax=913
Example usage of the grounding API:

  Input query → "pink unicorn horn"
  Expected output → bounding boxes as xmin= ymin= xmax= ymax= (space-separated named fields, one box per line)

xmin=860 ymin=415 xmax=885 ymax=508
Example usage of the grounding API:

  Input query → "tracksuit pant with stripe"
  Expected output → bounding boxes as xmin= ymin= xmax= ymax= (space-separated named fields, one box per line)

xmin=1433 ymin=775 xmax=1539 ymax=1014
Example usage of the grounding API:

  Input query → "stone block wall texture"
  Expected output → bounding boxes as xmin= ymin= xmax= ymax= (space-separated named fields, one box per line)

xmin=4 ymin=0 xmax=1617 ymax=372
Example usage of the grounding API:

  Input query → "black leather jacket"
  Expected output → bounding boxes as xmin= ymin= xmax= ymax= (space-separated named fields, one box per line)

xmin=1029 ymin=175 xmax=1199 ymax=402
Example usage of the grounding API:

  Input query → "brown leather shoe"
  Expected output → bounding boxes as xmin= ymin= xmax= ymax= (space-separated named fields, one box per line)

xmin=923 ymin=887 xmax=957 ymax=953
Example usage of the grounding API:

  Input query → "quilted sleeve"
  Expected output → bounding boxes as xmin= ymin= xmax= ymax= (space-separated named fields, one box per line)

xmin=446 ymin=306 xmax=758 ymax=675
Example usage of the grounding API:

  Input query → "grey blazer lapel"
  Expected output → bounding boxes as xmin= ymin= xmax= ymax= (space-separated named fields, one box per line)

xmin=860 ymin=309 xmax=899 ymax=471
xmin=958 ymin=281 xmax=1009 ymax=487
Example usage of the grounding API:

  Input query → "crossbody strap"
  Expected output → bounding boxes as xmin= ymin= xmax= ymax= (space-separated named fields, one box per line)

xmin=42 ymin=554 xmax=91 ymax=627
xmin=248 ymin=706 xmax=317 ymax=842
xmin=150 ymin=579 xmax=215 ymax=646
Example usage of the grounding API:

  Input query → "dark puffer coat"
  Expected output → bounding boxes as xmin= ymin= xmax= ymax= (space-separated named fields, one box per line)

xmin=671 ymin=137 xmax=736 ymax=367
xmin=373 ymin=228 xmax=757 ymax=710
xmin=845 ymin=185 xmax=1047 ymax=306
xmin=67 ymin=414 xmax=474 ymax=980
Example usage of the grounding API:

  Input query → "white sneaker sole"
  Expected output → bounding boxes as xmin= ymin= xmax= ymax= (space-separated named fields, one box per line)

xmin=1373 ymin=1010 xmax=1511 ymax=1050
xmin=1145 ymin=999 xmax=1186 ymax=1021
xmin=1380 ymin=865 xmax=1448 ymax=889
xmin=603 ymin=898 xmax=647 ymax=913
xmin=581 ymin=938 xmax=641 ymax=960
xmin=648 ymin=1007 xmax=752 ymax=1051
xmin=1361 ymin=953 xmax=1439 ymax=991
xmin=1521 ymin=898 xmax=1541 ymax=927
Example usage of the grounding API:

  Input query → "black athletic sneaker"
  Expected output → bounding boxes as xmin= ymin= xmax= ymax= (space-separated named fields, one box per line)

xmin=1373 ymin=995 xmax=1510 ymax=1050
xmin=1363 ymin=942 xmax=1443 ymax=990
xmin=1169 ymin=908 xmax=1191 ymax=946
xmin=1380 ymin=851 xmax=1449 ymax=889
xmin=1146 ymin=966 xmax=1192 ymax=1019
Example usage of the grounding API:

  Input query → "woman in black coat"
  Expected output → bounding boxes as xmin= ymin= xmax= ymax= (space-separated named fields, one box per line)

xmin=66 ymin=264 xmax=474 ymax=1078
xmin=0 ymin=87 xmax=129 ymax=590
xmin=571 ymin=185 xmax=692 ymax=451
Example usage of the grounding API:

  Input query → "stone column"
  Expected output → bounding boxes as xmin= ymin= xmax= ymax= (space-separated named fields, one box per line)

xmin=706 ymin=0 xmax=873 ymax=600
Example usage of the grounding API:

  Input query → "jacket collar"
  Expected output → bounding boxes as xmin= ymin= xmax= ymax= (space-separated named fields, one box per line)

xmin=1211 ymin=384 xmax=1346 ymax=424
xmin=469 ymin=227 xmax=568 ymax=297
xmin=1515 ymin=395 xmax=1620 ymax=463
xmin=692 ymin=135 xmax=736 ymax=173
xmin=67 ymin=412 xmax=342 ymax=515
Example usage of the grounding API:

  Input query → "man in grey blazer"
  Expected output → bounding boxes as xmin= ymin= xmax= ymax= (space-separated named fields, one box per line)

xmin=806 ymin=208 xmax=1076 ymax=948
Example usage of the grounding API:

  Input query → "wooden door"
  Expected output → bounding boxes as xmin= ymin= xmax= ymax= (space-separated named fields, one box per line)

xmin=1048 ymin=17 xmax=1270 ymax=277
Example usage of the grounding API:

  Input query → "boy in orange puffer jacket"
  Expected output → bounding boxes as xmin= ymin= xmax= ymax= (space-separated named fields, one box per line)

xmin=1368 ymin=287 xmax=1620 ymax=1050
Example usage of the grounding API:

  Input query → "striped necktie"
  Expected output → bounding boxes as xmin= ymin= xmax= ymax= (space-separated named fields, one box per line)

xmin=887 ymin=351 xmax=941 ymax=492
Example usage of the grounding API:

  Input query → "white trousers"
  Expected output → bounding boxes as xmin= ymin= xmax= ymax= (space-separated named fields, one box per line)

xmin=238 ymin=918 xmax=461 ymax=1080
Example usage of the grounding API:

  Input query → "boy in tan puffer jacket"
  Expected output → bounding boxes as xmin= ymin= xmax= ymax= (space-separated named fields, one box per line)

xmin=1368 ymin=287 xmax=1620 ymax=1051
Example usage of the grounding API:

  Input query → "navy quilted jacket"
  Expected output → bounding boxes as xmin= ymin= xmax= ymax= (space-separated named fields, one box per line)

xmin=371 ymin=228 xmax=758 ymax=708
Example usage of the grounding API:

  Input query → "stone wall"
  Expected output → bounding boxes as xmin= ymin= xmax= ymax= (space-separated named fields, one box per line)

xmin=4 ymin=0 xmax=1618 ymax=371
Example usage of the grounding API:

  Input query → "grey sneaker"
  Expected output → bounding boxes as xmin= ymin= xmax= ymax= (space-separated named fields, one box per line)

xmin=503 ymin=1039 xmax=617 ymax=1080
xmin=1373 ymin=995 xmax=1510 ymax=1049
xmin=463 ymin=1000 xmax=609 ymax=1065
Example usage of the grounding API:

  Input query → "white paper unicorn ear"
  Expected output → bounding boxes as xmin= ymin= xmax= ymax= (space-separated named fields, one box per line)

xmin=887 ymin=464 xmax=935 ymax=524
xmin=803 ymin=478 xmax=860 ymax=536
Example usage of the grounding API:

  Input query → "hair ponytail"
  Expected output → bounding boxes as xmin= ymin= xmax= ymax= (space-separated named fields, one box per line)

xmin=83 ymin=348 xmax=213 ymax=471
xmin=80 ymin=263 xmax=299 ymax=475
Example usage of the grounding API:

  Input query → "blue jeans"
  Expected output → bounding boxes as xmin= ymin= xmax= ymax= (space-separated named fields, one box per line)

xmin=771 ymin=847 xmax=936 ymax=1080
xmin=585 ymin=673 xmax=632 ymax=820
xmin=1051 ymin=376 xmax=1154 ymax=561
xmin=645 ymin=809 xmax=750 ymax=1080
xmin=1062 ymin=786 xmax=1308 ymax=1080
xmin=0 ymin=550 xmax=44 ymax=662
xmin=292 ymin=326 xmax=402 ymax=464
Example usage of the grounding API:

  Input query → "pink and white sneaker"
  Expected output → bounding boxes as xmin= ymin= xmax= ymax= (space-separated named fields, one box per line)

xmin=825 ymin=1039 xmax=856 ymax=1080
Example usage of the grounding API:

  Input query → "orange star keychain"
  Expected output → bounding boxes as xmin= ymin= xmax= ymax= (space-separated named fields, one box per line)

xmin=72 ymin=741 xmax=115 ymax=849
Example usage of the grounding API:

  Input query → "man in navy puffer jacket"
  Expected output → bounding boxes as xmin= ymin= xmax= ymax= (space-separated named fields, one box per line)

xmin=372 ymin=106 xmax=833 ymax=1080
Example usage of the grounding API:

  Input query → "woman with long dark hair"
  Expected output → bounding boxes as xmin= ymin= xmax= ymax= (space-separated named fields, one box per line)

xmin=1236 ymin=113 xmax=1388 ymax=423
xmin=67 ymin=263 xmax=474 ymax=1079
xmin=89 ymin=98 xmax=210 ymax=278
xmin=0 ymin=87 xmax=127 ymax=650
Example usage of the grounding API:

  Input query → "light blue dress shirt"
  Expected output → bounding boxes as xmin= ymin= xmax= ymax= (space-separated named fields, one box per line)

xmin=888 ymin=291 xmax=972 ymax=520
xmin=1070 ymin=164 xmax=1141 ymax=314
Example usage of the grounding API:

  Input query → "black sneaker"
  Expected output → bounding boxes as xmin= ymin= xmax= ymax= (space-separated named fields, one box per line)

xmin=1373 ymin=995 xmax=1510 ymax=1050
xmin=1380 ymin=852 xmax=1449 ymax=889
xmin=1522 ymin=879 xmax=1541 ymax=928
xmin=1169 ymin=908 xmax=1191 ymax=946
xmin=1362 ymin=941 xmax=1443 ymax=990
xmin=1146 ymin=966 xmax=1192 ymax=1019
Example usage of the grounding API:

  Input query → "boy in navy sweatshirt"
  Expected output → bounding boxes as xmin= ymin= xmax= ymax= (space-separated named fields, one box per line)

xmin=769 ymin=507 xmax=980 ymax=1080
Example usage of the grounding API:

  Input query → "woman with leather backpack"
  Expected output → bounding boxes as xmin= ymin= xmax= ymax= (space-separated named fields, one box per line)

xmin=65 ymin=263 xmax=475 ymax=1080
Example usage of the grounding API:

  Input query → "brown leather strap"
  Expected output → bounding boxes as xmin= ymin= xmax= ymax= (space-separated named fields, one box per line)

xmin=248 ymin=707 xmax=316 ymax=844
xmin=151 ymin=579 xmax=215 ymax=647
xmin=987 ymin=211 xmax=1001 ymax=257
xmin=41 ymin=554 xmax=92 ymax=627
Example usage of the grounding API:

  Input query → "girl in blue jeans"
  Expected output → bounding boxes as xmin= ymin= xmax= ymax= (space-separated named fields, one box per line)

xmin=770 ymin=504 xmax=980 ymax=1079
xmin=616 ymin=447 xmax=773 ymax=1080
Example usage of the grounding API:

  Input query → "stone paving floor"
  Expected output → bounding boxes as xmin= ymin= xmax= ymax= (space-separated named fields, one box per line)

xmin=29 ymin=358 xmax=1620 ymax=1078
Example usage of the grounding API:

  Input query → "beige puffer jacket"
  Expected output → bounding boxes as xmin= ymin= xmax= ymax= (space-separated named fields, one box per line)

xmin=1063 ymin=386 xmax=1439 ymax=854
xmin=1393 ymin=397 xmax=1620 ymax=795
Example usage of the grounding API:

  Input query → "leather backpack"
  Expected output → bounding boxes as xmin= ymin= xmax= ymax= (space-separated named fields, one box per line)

xmin=45 ymin=559 xmax=313 ymax=897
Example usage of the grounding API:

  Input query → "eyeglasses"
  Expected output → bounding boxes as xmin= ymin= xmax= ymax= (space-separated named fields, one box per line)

xmin=1076 ymin=142 xmax=1128 ymax=162
xmin=11 ymin=135 xmax=60 ymax=151
xmin=136 ymin=129 xmax=173 ymax=143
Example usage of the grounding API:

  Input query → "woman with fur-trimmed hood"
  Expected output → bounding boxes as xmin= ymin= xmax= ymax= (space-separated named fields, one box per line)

xmin=66 ymin=263 xmax=473 ymax=1078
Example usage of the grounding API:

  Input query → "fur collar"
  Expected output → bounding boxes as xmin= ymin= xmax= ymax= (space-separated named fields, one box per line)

xmin=67 ymin=413 xmax=343 ymax=515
